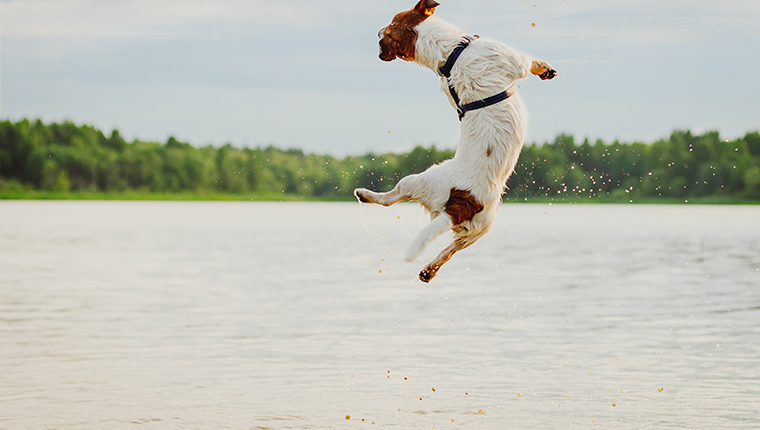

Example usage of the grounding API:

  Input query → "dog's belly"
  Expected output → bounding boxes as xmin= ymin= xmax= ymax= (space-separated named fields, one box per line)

xmin=457 ymin=95 xmax=527 ymax=176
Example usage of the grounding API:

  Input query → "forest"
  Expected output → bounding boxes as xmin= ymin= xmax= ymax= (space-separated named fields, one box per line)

xmin=1 ymin=118 xmax=759 ymax=202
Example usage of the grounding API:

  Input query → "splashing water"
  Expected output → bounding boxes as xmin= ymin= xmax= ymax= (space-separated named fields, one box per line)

xmin=355 ymin=192 xmax=386 ymax=239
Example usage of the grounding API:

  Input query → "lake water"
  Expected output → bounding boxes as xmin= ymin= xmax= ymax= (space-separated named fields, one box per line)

xmin=0 ymin=201 xmax=758 ymax=429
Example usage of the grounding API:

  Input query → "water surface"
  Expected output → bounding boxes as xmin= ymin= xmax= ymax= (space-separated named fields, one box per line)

xmin=1 ymin=201 xmax=758 ymax=429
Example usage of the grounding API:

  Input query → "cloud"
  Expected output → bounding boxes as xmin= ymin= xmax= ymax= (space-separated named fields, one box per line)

xmin=2 ymin=0 xmax=314 ymax=38
xmin=1 ymin=0 xmax=401 ymax=38
xmin=3 ymin=0 xmax=760 ymax=152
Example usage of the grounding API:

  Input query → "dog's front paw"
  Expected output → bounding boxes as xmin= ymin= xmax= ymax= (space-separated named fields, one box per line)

xmin=531 ymin=60 xmax=557 ymax=80
xmin=539 ymin=68 xmax=557 ymax=80
xmin=539 ymin=68 xmax=556 ymax=80
xmin=354 ymin=188 xmax=371 ymax=203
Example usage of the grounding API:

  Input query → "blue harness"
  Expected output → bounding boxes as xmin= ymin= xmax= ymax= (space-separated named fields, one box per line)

xmin=438 ymin=35 xmax=516 ymax=121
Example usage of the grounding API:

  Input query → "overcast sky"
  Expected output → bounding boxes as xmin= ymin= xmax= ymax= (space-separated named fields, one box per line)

xmin=2 ymin=0 xmax=759 ymax=155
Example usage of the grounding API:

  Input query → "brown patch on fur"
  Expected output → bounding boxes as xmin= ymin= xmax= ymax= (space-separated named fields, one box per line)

xmin=486 ymin=146 xmax=492 ymax=157
xmin=445 ymin=188 xmax=484 ymax=225
xmin=379 ymin=0 xmax=439 ymax=62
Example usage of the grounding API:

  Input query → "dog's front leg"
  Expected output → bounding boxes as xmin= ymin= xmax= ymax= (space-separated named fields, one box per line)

xmin=529 ymin=59 xmax=557 ymax=80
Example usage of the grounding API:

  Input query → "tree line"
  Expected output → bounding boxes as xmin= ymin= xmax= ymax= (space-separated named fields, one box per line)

xmin=1 ymin=118 xmax=759 ymax=200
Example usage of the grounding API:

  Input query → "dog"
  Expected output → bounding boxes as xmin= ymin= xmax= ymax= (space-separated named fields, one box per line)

xmin=355 ymin=0 xmax=556 ymax=282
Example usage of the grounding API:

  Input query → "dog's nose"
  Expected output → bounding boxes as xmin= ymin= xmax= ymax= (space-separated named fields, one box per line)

xmin=378 ymin=27 xmax=386 ymax=38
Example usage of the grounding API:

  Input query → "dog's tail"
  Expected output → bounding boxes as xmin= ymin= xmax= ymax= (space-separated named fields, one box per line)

xmin=405 ymin=214 xmax=452 ymax=262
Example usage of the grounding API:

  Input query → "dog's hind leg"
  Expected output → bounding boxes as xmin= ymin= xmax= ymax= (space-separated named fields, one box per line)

xmin=354 ymin=187 xmax=405 ymax=206
xmin=405 ymin=214 xmax=452 ymax=262
xmin=354 ymin=174 xmax=420 ymax=206
xmin=418 ymin=238 xmax=466 ymax=283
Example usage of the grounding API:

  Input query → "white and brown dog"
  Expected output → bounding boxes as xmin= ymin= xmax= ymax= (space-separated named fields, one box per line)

xmin=355 ymin=0 xmax=556 ymax=282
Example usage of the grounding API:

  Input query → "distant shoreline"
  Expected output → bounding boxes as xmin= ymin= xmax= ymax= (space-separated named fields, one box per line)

xmin=3 ymin=120 xmax=760 ymax=203
xmin=1 ymin=190 xmax=758 ymax=205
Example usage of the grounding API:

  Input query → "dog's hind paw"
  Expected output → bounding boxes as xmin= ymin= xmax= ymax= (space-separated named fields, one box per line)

xmin=419 ymin=269 xmax=434 ymax=283
xmin=354 ymin=188 xmax=371 ymax=203
xmin=419 ymin=265 xmax=441 ymax=283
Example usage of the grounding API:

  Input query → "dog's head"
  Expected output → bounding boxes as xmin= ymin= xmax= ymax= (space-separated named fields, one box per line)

xmin=378 ymin=0 xmax=440 ymax=62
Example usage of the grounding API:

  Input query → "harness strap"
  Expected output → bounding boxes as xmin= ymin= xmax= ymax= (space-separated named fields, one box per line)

xmin=438 ymin=35 xmax=477 ymax=78
xmin=460 ymin=88 xmax=511 ymax=113
xmin=438 ymin=35 xmax=517 ymax=121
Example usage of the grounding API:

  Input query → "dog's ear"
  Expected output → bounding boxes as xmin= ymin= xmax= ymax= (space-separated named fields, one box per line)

xmin=413 ymin=0 xmax=440 ymax=16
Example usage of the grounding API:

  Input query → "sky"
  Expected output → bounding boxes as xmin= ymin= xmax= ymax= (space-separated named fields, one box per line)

xmin=2 ymin=0 xmax=759 ymax=155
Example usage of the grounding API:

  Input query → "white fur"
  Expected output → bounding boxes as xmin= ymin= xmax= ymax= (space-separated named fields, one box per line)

xmin=404 ymin=213 xmax=452 ymax=262
xmin=356 ymin=14 xmax=553 ymax=281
